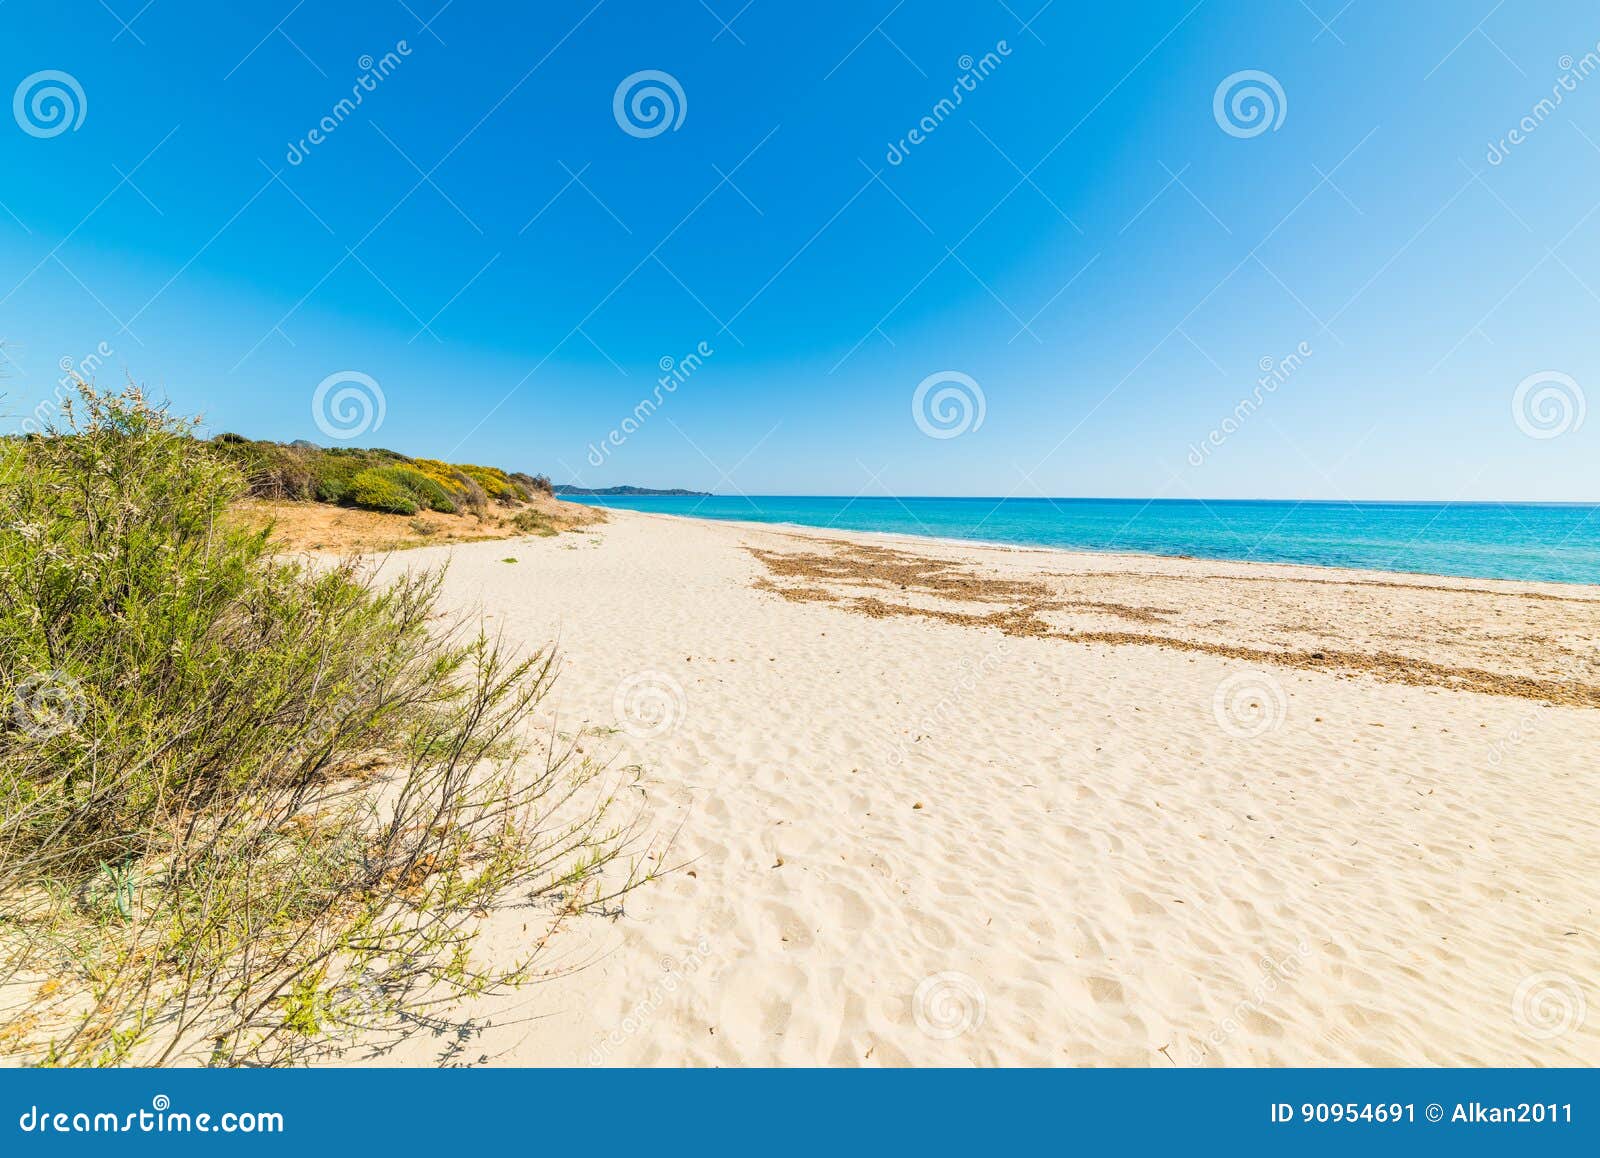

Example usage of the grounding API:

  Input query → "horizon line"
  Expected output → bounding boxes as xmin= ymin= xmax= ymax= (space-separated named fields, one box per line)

xmin=563 ymin=493 xmax=1600 ymax=507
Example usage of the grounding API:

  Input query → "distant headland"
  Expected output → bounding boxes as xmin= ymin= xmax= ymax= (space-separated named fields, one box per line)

xmin=554 ymin=485 xmax=711 ymax=497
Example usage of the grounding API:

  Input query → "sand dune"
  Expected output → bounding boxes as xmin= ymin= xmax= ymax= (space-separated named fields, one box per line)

xmin=366 ymin=509 xmax=1599 ymax=1066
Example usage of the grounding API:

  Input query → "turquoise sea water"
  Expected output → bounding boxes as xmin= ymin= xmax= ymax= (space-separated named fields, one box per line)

xmin=567 ymin=496 xmax=1600 ymax=585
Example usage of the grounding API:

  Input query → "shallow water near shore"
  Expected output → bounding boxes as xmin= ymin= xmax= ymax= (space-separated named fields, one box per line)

xmin=568 ymin=495 xmax=1600 ymax=585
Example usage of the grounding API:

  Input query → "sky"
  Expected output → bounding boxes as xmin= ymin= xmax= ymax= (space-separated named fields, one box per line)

xmin=0 ymin=0 xmax=1597 ymax=500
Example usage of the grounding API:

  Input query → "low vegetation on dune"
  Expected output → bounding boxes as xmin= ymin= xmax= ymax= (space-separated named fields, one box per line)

xmin=210 ymin=432 xmax=603 ymax=551
xmin=0 ymin=384 xmax=653 ymax=1065
xmin=210 ymin=432 xmax=553 ymax=518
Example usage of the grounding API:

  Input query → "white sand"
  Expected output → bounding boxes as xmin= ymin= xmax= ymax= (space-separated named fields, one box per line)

xmin=369 ymin=509 xmax=1600 ymax=1066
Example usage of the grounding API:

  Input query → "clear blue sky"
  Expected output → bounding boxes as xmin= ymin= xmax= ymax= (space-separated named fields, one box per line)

xmin=1 ymin=1 xmax=1596 ymax=500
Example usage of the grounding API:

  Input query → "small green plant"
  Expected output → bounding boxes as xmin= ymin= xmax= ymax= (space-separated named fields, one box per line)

xmin=511 ymin=508 xmax=557 ymax=536
xmin=97 ymin=858 xmax=136 ymax=921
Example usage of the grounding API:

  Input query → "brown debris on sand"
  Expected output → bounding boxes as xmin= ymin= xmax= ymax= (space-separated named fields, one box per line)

xmin=748 ymin=537 xmax=1600 ymax=709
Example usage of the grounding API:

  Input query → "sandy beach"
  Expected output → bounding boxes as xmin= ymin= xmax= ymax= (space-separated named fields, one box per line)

xmin=367 ymin=508 xmax=1600 ymax=1066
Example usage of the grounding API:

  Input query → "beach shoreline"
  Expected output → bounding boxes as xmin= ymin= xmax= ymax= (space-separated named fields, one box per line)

xmin=360 ymin=508 xmax=1600 ymax=1065
xmin=562 ymin=495 xmax=1600 ymax=587
xmin=573 ymin=507 xmax=1600 ymax=597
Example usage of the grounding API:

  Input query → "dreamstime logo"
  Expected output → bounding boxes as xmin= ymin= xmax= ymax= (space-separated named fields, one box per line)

xmin=311 ymin=370 xmax=385 ymax=441
xmin=1512 ymin=371 xmax=1584 ymax=439
xmin=886 ymin=644 xmax=1003 ymax=768
xmin=613 ymin=70 xmax=686 ymax=138
xmin=912 ymin=971 xmax=986 ymax=1039
xmin=1485 ymin=706 xmax=1551 ymax=769
xmin=1211 ymin=670 xmax=1287 ymax=739
xmin=1191 ymin=937 xmax=1313 ymax=1061
xmin=1487 ymin=44 xmax=1600 ymax=165
xmin=586 ymin=935 xmax=716 ymax=1064
xmin=10 ymin=671 xmax=86 ymax=739
xmin=13 ymin=341 xmax=113 ymax=437
xmin=16 ymin=1094 xmax=284 ymax=1134
xmin=325 ymin=968 xmax=386 ymax=1039
xmin=612 ymin=670 xmax=687 ymax=739
xmin=1511 ymin=971 xmax=1587 ymax=1040
xmin=284 ymin=660 xmax=386 ymax=768
xmin=286 ymin=42 xmax=412 ymax=165
xmin=1212 ymin=70 xmax=1286 ymax=138
xmin=885 ymin=41 xmax=1012 ymax=165
xmin=912 ymin=371 xmax=985 ymax=439
xmin=13 ymin=70 xmax=86 ymax=138
xmin=588 ymin=340 xmax=714 ymax=467
xmin=1188 ymin=341 xmax=1312 ymax=467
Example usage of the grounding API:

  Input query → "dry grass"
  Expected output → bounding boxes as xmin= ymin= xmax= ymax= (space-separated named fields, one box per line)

xmin=232 ymin=495 xmax=605 ymax=554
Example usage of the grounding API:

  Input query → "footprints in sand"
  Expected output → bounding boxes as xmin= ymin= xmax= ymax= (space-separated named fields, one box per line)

xmin=822 ymin=884 xmax=873 ymax=936
xmin=1123 ymin=890 xmax=1167 ymax=917
xmin=1086 ymin=975 xmax=1127 ymax=1006
xmin=412 ymin=517 xmax=1600 ymax=1066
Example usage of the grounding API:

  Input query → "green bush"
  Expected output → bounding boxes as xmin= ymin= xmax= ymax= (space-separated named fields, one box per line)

xmin=311 ymin=456 xmax=366 ymax=503
xmin=457 ymin=463 xmax=521 ymax=504
xmin=449 ymin=469 xmax=489 ymax=514
xmin=347 ymin=467 xmax=419 ymax=514
xmin=0 ymin=383 xmax=655 ymax=1066
xmin=236 ymin=441 xmax=319 ymax=501
xmin=379 ymin=466 xmax=458 ymax=514
xmin=210 ymin=437 xmax=553 ymax=518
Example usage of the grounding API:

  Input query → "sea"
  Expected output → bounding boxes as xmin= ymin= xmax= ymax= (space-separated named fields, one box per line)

xmin=564 ymin=495 xmax=1600 ymax=585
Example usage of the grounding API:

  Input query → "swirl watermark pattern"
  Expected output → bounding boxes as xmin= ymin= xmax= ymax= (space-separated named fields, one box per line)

xmin=913 ymin=971 xmax=986 ymax=1039
xmin=1211 ymin=670 xmax=1287 ymax=739
xmin=1511 ymin=972 xmax=1587 ymax=1040
xmin=312 ymin=371 xmax=386 ymax=441
xmin=1512 ymin=371 xmax=1584 ymax=439
xmin=912 ymin=370 xmax=985 ymax=439
xmin=10 ymin=671 xmax=86 ymax=739
xmin=613 ymin=70 xmax=686 ymax=138
xmin=13 ymin=70 xmax=86 ymax=138
xmin=1212 ymin=70 xmax=1286 ymax=138
xmin=612 ymin=670 xmax=687 ymax=739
